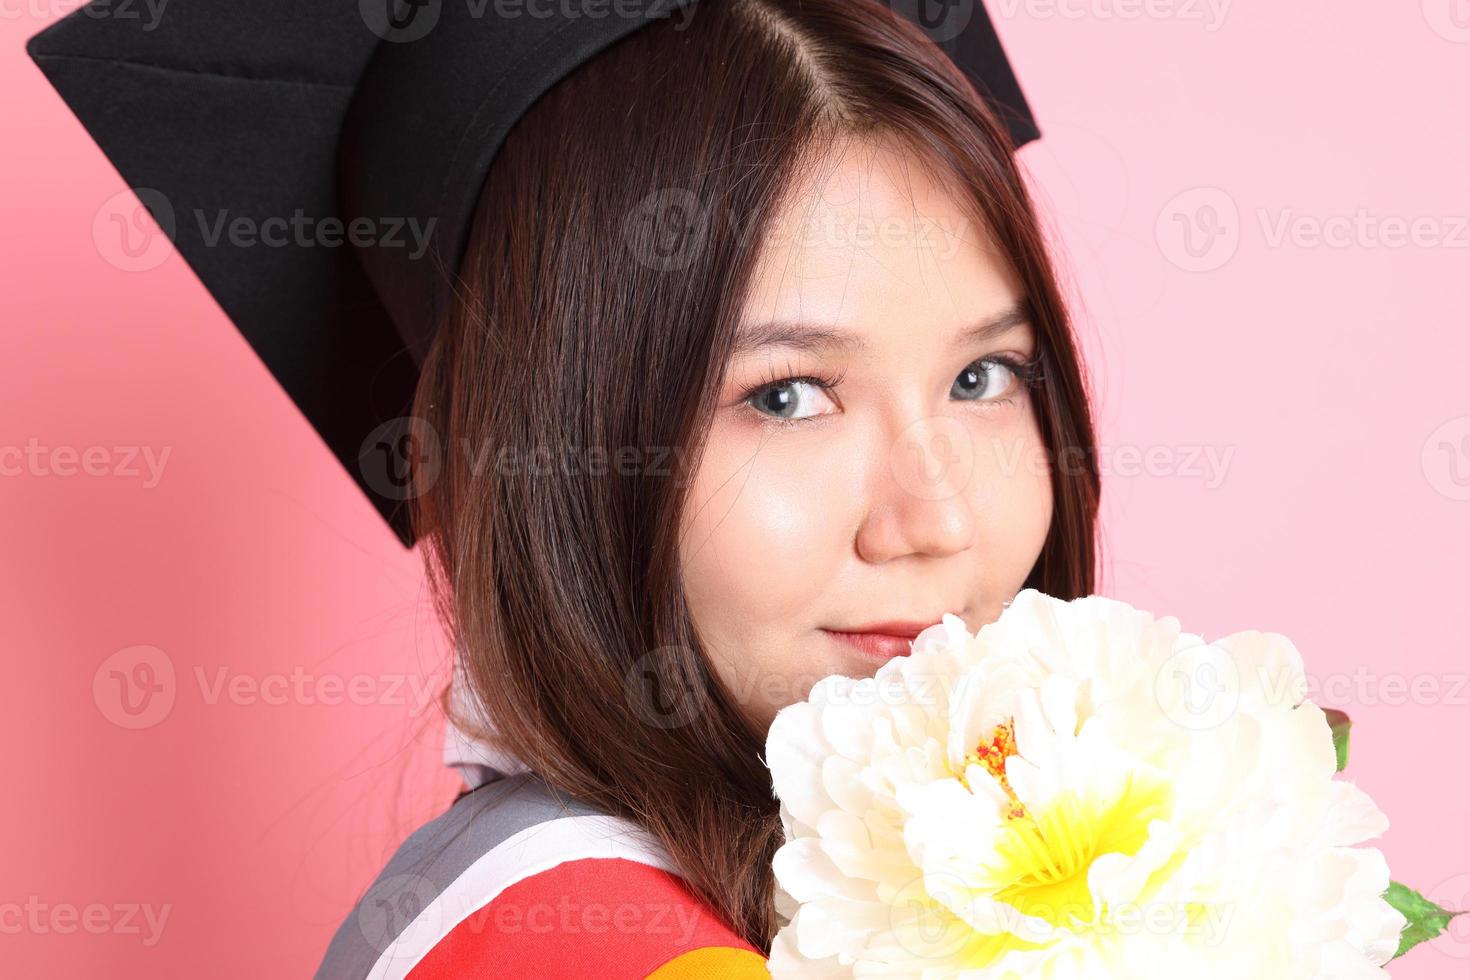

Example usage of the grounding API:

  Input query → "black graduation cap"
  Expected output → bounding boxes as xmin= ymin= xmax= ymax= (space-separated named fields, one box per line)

xmin=26 ymin=0 xmax=1040 ymax=547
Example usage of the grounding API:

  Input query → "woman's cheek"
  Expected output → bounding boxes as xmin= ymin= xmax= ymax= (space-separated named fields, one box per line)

xmin=723 ymin=440 xmax=845 ymax=610
xmin=972 ymin=418 xmax=1054 ymax=582
xmin=682 ymin=425 xmax=841 ymax=615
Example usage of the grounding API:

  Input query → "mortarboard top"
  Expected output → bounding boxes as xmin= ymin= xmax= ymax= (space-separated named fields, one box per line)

xmin=26 ymin=0 xmax=1039 ymax=547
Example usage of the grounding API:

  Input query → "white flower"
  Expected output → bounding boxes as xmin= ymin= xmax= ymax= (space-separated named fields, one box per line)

xmin=765 ymin=589 xmax=1406 ymax=978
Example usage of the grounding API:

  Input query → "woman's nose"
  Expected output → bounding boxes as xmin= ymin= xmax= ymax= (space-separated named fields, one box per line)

xmin=854 ymin=414 xmax=978 ymax=564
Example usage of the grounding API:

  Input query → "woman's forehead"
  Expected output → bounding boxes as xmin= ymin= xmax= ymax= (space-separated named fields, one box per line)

xmin=741 ymin=135 xmax=1015 ymax=318
xmin=738 ymin=142 xmax=1022 ymax=356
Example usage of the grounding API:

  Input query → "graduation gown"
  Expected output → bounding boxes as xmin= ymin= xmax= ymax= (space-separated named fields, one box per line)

xmin=314 ymin=772 xmax=768 ymax=978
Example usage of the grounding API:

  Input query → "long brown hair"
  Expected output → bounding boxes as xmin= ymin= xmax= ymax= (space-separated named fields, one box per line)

xmin=409 ymin=0 xmax=1099 ymax=950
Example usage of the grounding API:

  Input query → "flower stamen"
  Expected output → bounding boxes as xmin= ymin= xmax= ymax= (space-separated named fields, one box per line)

xmin=960 ymin=719 xmax=1028 ymax=819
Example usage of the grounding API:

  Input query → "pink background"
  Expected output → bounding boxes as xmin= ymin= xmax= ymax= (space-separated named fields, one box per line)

xmin=4 ymin=2 xmax=1468 ymax=976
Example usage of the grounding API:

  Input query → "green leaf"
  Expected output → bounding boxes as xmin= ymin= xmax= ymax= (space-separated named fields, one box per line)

xmin=1385 ymin=880 xmax=1464 ymax=959
xmin=1322 ymin=707 xmax=1351 ymax=772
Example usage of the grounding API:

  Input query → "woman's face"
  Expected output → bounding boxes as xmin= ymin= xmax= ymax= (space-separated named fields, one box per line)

xmin=679 ymin=137 xmax=1054 ymax=730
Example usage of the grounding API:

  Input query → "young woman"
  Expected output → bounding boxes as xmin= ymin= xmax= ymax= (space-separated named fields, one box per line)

xmin=311 ymin=0 xmax=1099 ymax=975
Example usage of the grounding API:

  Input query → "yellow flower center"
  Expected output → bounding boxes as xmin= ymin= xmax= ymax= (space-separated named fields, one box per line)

xmin=954 ymin=720 xmax=1179 ymax=961
xmin=991 ymin=773 xmax=1173 ymax=929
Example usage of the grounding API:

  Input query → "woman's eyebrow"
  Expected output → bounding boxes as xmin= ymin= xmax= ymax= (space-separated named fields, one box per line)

xmin=731 ymin=301 xmax=1031 ymax=358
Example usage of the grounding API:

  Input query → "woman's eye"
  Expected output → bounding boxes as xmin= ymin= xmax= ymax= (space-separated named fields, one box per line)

xmin=746 ymin=379 xmax=838 ymax=422
xmin=952 ymin=358 xmax=1019 ymax=402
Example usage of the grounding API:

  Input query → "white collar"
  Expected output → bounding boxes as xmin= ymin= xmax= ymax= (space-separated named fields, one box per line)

xmin=441 ymin=661 xmax=530 ymax=790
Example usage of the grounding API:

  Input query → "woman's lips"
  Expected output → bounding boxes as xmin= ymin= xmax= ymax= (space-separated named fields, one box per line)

xmin=820 ymin=628 xmax=921 ymax=662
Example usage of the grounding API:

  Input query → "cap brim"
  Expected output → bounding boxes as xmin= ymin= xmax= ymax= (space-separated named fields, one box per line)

xmin=27 ymin=4 xmax=421 ymax=545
